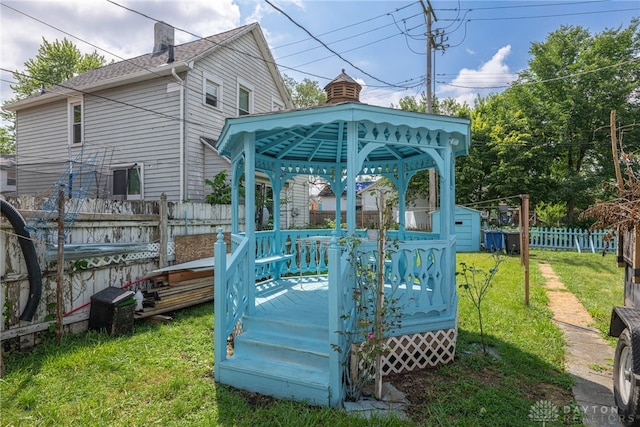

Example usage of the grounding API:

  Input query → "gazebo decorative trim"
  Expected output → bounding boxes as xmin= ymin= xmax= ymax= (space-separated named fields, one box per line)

xmin=213 ymin=100 xmax=471 ymax=407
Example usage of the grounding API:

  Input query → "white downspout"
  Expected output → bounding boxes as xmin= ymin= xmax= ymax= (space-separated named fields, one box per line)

xmin=172 ymin=68 xmax=185 ymax=201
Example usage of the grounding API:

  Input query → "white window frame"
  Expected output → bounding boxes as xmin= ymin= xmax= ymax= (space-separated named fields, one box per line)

xmin=110 ymin=162 xmax=144 ymax=200
xmin=237 ymin=77 xmax=254 ymax=116
xmin=203 ymin=72 xmax=223 ymax=110
xmin=68 ymin=97 xmax=83 ymax=146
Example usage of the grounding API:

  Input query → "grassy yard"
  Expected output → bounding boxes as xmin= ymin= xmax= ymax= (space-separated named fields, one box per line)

xmin=532 ymin=249 xmax=624 ymax=337
xmin=1 ymin=250 xmax=619 ymax=426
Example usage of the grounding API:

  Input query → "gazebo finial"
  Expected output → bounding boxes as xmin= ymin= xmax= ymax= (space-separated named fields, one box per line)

xmin=324 ymin=69 xmax=362 ymax=104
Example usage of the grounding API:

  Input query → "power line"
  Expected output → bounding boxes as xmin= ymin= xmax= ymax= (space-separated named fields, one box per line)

xmin=104 ymin=0 xmax=421 ymax=91
xmin=276 ymin=12 xmax=423 ymax=61
xmin=272 ymin=2 xmax=420 ymax=50
xmin=264 ymin=0 xmax=411 ymax=89
xmin=444 ymin=7 xmax=638 ymax=23
xmin=441 ymin=0 xmax=612 ymax=13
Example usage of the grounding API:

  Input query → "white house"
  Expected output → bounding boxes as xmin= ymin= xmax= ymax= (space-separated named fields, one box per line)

xmin=3 ymin=22 xmax=309 ymax=227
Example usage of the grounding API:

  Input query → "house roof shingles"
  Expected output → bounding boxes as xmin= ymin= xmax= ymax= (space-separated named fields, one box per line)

xmin=5 ymin=23 xmax=256 ymax=110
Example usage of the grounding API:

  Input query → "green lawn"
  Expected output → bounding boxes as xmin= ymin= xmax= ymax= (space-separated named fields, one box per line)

xmin=532 ymin=249 xmax=624 ymax=337
xmin=1 ymin=250 xmax=619 ymax=426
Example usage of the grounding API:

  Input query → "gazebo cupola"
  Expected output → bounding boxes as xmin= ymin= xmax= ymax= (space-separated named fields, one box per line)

xmin=324 ymin=69 xmax=362 ymax=104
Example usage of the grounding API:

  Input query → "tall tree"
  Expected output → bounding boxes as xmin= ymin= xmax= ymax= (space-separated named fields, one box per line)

xmin=515 ymin=19 xmax=640 ymax=221
xmin=455 ymin=20 xmax=640 ymax=222
xmin=0 ymin=127 xmax=14 ymax=154
xmin=10 ymin=37 xmax=106 ymax=99
xmin=1 ymin=38 xmax=107 ymax=152
xmin=396 ymin=95 xmax=471 ymax=203
xmin=283 ymin=74 xmax=327 ymax=108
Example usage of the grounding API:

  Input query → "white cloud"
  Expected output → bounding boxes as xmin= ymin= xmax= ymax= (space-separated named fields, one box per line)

xmin=0 ymin=0 xmax=240 ymax=104
xmin=439 ymin=45 xmax=518 ymax=106
xmin=353 ymin=78 xmax=413 ymax=108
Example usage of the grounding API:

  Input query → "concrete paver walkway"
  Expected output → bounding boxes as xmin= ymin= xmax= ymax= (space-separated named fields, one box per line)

xmin=539 ymin=263 xmax=622 ymax=427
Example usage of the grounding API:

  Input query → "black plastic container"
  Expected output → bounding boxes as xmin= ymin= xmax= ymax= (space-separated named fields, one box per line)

xmin=503 ymin=230 xmax=521 ymax=254
xmin=89 ymin=287 xmax=136 ymax=336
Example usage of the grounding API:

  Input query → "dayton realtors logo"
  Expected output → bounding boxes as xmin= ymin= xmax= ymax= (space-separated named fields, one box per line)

xmin=528 ymin=400 xmax=627 ymax=425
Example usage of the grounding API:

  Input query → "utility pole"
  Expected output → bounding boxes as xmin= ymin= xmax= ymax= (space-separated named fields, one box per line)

xmin=420 ymin=0 xmax=436 ymax=114
xmin=420 ymin=0 xmax=447 ymax=227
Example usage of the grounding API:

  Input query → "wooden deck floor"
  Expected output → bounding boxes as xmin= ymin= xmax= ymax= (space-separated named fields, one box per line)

xmin=254 ymin=275 xmax=329 ymax=325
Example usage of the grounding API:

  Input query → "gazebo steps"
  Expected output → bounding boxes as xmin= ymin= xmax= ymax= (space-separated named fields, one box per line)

xmin=217 ymin=314 xmax=331 ymax=405
xmin=233 ymin=330 xmax=329 ymax=367
xmin=242 ymin=314 xmax=329 ymax=342
xmin=217 ymin=356 xmax=331 ymax=406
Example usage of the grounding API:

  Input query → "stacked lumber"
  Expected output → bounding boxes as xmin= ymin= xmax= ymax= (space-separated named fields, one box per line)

xmin=135 ymin=270 xmax=213 ymax=319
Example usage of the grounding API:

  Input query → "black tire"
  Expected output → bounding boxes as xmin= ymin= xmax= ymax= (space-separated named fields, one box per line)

xmin=614 ymin=329 xmax=640 ymax=426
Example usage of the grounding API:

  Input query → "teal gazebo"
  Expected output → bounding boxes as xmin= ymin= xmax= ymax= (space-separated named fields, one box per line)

xmin=213 ymin=73 xmax=471 ymax=407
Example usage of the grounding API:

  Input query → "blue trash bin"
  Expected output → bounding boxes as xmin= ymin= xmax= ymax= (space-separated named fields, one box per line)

xmin=484 ymin=230 xmax=504 ymax=252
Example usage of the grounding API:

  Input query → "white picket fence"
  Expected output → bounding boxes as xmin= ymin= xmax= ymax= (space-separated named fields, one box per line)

xmin=528 ymin=227 xmax=616 ymax=252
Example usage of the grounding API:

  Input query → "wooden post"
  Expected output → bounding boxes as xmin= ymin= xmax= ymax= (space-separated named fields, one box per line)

xmin=375 ymin=189 xmax=386 ymax=400
xmin=159 ymin=193 xmax=168 ymax=268
xmin=521 ymin=194 xmax=530 ymax=306
xmin=56 ymin=186 xmax=65 ymax=343
xmin=611 ymin=110 xmax=624 ymax=194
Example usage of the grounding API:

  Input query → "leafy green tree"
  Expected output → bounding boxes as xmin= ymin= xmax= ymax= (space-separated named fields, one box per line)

xmin=1 ymin=38 xmax=107 ymax=152
xmin=456 ymin=20 xmax=640 ymax=216
xmin=10 ymin=37 xmax=106 ymax=99
xmin=395 ymin=95 xmax=471 ymax=203
xmin=0 ymin=127 xmax=15 ymax=154
xmin=282 ymin=74 xmax=326 ymax=108
xmin=515 ymin=19 xmax=640 ymax=221
xmin=535 ymin=201 xmax=567 ymax=226
xmin=205 ymin=170 xmax=233 ymax=205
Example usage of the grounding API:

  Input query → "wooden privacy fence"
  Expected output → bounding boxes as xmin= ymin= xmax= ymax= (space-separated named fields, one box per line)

xmin=309 ymin=210 xmax=380 ymax=228
xmin=1 ymin=195 xmax=242 ymax=345
xmin=528 ymin=227 xmax=616 ymax=252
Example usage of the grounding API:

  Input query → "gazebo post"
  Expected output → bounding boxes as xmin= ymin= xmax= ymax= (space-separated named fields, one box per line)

xmin=271 ymin=172 xmax=283 ymax=251
xmin=396 ymin=172 xmax=407 ymax=240
xmin=333 ymin=180 xmax=342 ymax=230
xmin=231 ymin=157 xmax=242 ymax=234
xmin=244 ymin=133 xmax=257 ymax=315
xmin=440 ymin=145 xmax=454 ymax=238
xmin=345 ymin=121 xmax=358 ymax=235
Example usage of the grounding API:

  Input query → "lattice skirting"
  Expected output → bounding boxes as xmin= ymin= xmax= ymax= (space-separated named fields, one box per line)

xmin=351 ymin=327 xmax=458 ymax=377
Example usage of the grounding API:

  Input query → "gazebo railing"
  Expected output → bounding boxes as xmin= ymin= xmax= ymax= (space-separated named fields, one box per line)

xmin=214 ymin=232 xmax=250 ymax=378
xmin=252 ymin=229 xmax=444 ymax=279
xmin=328 ymin=234 xmax=355 ymax=406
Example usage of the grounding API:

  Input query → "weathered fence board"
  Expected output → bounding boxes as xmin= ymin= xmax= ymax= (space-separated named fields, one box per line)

xmin=1 ymin=196 xmax=243 ymax=344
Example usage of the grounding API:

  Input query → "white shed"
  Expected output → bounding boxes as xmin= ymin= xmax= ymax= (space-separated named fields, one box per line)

xmin=432 ymin=205 xmax=481 ymax=252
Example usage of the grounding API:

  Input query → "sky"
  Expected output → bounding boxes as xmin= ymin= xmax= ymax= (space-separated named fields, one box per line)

xmin=0 ymin=0 xmax=638 ymax=111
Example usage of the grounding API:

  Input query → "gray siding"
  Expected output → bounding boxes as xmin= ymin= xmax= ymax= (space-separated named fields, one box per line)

xmin=185 ymin=31 xmax=287 ymax=202
xmin=280 ymin=176 xmax=310 ymax=229
xmin=15 ymin=78 xmax=181 ymax=201
xmin=85 ymin=78 xmax=181 ymax=200
xmin=15 ymin=100 xmax=69 ymax=195
xmin=14 ymin=26 xmax=299 ymax=207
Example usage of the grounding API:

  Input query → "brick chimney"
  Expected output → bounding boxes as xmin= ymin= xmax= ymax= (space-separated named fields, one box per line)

xmin=324 ymin=69 xmax=361 ymax=104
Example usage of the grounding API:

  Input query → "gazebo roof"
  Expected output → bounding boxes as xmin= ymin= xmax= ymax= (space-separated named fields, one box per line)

xmin=216 ymin=102 xmax=470 ymax=179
